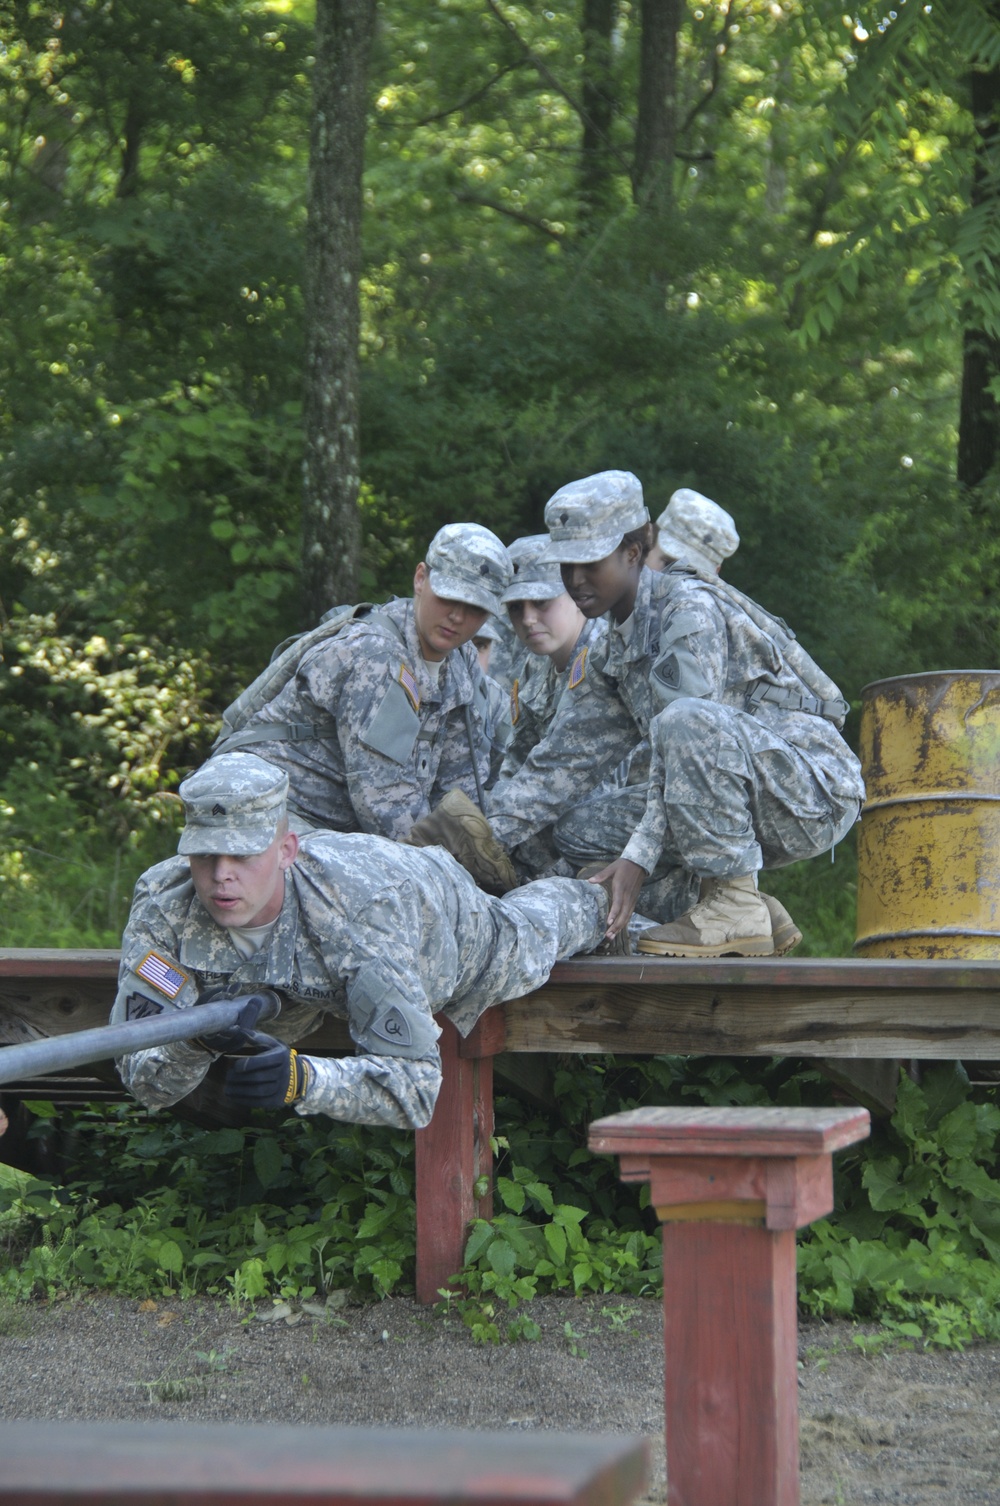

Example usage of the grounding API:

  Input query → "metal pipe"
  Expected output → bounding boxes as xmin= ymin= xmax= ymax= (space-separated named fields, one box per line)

xmin=0 ymin=993 xmax=281 ymax=1086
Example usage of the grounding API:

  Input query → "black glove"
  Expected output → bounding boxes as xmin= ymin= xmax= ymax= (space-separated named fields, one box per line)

xmin=194 ymin=992 xmax=282 ymax=1056
xmin=223 ymin=1034 xmax=312 ymax=1108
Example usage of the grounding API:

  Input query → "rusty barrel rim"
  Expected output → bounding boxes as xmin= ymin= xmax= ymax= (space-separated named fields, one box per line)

xmin=861 ymin=669 xmax=1000 ymax=697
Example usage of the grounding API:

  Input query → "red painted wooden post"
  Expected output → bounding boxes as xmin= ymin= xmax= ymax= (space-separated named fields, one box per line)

xmin=413 ymin=1008 xmax=506 ymax=1303
xmin=588 ymin=1106 xmax=870 ymax=1506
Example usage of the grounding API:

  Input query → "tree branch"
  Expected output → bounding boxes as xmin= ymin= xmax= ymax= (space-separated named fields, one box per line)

xmin=454 ymin=188 xmax=565 ymax=239
xmin=482 ymin=0 xmax=633 ymax=176
xmin=678 ymin=0 xmax=734 ymax=137
xmin=396 ymin=60 xmax=527 ymax=128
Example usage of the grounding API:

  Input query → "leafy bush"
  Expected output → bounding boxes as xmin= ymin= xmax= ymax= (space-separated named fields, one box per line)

xmin=798 ymin=1064 xmax=1000 ymax=1348
xmin=0 ymin=1109 xmax=415 ymax=1304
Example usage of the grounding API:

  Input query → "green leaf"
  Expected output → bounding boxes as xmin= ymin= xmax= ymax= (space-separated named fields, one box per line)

xmin=497 ymin=1177 xmax=526 ymax=1214
xmin=487 ymin=1239 xmax=517 ymax=1279
xmin=543 ymin=1221 xmax=568 ymax=1268
xmin=253 ymin=1136 xmax=284 ymax=1189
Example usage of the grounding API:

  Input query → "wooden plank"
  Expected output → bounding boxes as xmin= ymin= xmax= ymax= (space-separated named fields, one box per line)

xmin=588 ymin=1105 xmax=872 ymax=1159
xmin=502 ymin=979 xmax=1000 ymax=1058
xmin=6 ymin=951 xmax=1000 ymax=1061
xmin=0 ymin=1421 xmax=649 ymax=1506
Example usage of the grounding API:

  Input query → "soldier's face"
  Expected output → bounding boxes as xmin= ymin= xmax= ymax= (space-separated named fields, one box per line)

xmin=506 ymin=593 xmax=583 ymax=670
xmin=561 ymin=540 xmax=643 ymax=624
xmin=413 ymin=563 xmax=490 ymax=660
xmin=188 ymin=830 xmax=298 ymax=929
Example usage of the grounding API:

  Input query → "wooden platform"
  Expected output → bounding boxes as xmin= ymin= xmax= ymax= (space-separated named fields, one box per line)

xmin=5 ymin=949 xmax=1000 ymax=1061
xmin=4 ymin=947 xmax=999 ymax=1301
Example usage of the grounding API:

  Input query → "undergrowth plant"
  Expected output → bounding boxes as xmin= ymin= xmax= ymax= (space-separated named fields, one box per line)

xmin=3 ymin=1056 xmax=1000 ymax=1350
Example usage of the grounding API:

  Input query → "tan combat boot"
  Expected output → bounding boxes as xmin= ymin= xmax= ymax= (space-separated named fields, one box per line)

xmin=636 ymin=874 xmax=774 ymax=957
xmin=403 ymin=790 xmax=519 ymax=896
xmin=759 ymin=893 xmax=802 ymax=956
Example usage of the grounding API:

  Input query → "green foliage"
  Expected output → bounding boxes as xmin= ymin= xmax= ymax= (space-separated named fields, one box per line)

xmin=6 ymin=1058 xmax=1000 ymax=1351
xmin=0 ymin=1109 xmax=415 ymax=1304
xmin=799 ymin=1064 xmax=1000 ymax=1347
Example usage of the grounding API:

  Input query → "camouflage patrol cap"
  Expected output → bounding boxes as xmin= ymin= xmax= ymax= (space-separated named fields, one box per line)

xmin=426 ymin=523 xmax=512 ymax=616
xmin=178 ymin=754 xmax=289 ymax=857
xmin=501 ymin=535 xmax=565 ymax=605
xmin=472 ymin=617 xmax=503 ymax=643
xmin=541 ymin=471 xmax=649 ymax=564
xmin=655 ymin=489 xmax=739 ymax=576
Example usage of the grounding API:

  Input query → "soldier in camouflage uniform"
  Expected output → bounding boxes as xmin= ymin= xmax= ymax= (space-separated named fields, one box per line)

xmin=491 ymin=536 xmax=606 ymax=879
xmin=111 ymin=755 xmax=608 ymax=1129
xmin=647 ymin=488 xmax=740 ymax=575
xmin=540 ymin=472 xmax=864 ymax=954
xmin=420 ymin=472 xmax=862 ymax=954
xmin=212 ymin=524 xmax=511 ymax=841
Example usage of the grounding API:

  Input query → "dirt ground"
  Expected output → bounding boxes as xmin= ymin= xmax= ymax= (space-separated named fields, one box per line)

xmin=2 ymin=1293 xmax=1000 ymax=1504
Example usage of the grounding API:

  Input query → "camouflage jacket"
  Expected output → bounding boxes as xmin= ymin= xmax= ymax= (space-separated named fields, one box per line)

xmin=496 ymin=617 xmax=607 ymax=786
xmin=111 ymin=833 xmax=601 ymax=1129
xmin=487 ymin=566 xmax=862 ymax=853
xmin=224 ymin=598 xmax=494 ymax=839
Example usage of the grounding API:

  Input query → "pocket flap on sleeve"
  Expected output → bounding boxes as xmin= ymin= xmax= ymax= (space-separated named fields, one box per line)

xmin=359 ymin=679 xmax=421 ymax=765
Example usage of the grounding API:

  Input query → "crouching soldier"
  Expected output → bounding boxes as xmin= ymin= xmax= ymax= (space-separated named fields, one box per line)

xmin=211 ymin=523 xmax=512 ymax=841
xmin=111 ymin=755 xmax=610 ymax=1129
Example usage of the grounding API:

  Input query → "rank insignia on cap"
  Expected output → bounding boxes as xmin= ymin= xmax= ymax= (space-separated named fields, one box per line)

xmin=510 ymin=679 xmax=520 ymax=726
xmin=568 ymin=647 xmax=588 ymax=690
xmin=398 ymin=662 xmax=420 ymax=713
xmin=135 ymin=950 xmax=188 ymax=1000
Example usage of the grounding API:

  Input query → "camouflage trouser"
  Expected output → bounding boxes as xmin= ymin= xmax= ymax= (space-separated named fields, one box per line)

xmin=552 ymin=784 xmax=699 ymax=922
xmin=554 ymin=699 xmax=861 ymax=919
xmin=443 ymin=875 xmax=606 ymax=1033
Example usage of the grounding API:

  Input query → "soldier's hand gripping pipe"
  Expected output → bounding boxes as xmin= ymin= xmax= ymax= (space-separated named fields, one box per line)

xmin=0 ymin=991 xmax=282 ymax=1087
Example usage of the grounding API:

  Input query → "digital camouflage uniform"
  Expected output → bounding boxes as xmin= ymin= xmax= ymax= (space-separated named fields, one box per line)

xmin=212 ymin=524 xmax=511 ymax=840
xmin=112 ymin=832 xmax=606 ymax=1130
xmin=491 ymin=472 xmax=863 ymax=923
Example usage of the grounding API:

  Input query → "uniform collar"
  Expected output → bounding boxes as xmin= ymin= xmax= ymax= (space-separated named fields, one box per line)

xmin=177 ymin=871 xmax=300 ymax=987
xmin=391 ymin=594 xmax=480 ymax=710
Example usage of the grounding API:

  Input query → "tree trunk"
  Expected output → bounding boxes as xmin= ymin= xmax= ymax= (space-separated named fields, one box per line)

xmin=633 ymin=0 xmax=681 ymax=208
xmin=301 ymin=0 xmax=376 ymax=623
xmin=957 ymin=36 xmax=1000 ymax=492
xmin=579 ymin=0 xmax=617 ymax=225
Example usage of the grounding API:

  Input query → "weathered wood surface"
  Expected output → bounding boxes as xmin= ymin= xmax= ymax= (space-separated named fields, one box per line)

xmin=4 ymin=950 xmax=1000 ymax=1059
xmin=0 ymin=1420 xmax=650 ymax=1506
xmin=590 ymin=1106 xmax=871 ymax=1506
xmin=588 ymin=1104 xmax=873 ymax=1159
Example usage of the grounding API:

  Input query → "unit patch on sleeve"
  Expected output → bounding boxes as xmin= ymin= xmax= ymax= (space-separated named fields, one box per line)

xmin=135 ymin=950 xmax=188 ymax=1000
xmin=510 ymin=678 xmax=520 ymax=726
xmin=568 ymin=646 xmax=588 ymax=690
xmin=398 ymin=662 xmax=421 ymax=713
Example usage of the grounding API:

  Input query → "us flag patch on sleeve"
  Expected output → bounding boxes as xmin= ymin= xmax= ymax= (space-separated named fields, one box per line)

xmin=568 ymin=647 xmax=588 ymax=689
xmin=398 ymin=662 xmax=420 ymax=712
xmin=135 ymin=950 xmax=188 ymax=1000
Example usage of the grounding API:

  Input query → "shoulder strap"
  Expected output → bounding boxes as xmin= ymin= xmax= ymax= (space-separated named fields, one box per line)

xmin=693 ymin=575 xmax=850 ymax=727
xmin=211 ymin=603 xmax=405 ymax=753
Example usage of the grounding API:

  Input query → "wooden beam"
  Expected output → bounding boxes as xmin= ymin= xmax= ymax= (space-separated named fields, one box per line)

xmin=6 ymin=952 xmax=1000 ymax=1060
xmin=0 ymin=1420 xmax=649 ymax=1506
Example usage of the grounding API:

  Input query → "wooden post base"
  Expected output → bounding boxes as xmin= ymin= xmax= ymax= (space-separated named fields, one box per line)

xmin=414 ymin=1013 xmax=504 ymax=1303
xmin=589 ymin=1105 xmax=871 ymax=1506
xmin=662 ymin=1221 xmax=798 ymax=1506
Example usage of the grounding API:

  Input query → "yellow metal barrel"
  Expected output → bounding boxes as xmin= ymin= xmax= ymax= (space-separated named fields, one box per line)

xmin=855 ymin=670 xmax=1000 ymax=958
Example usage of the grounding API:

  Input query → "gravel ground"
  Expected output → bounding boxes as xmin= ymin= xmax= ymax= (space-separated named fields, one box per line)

xmin=3 ymin=1294 xmax=1000 ymax=1504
